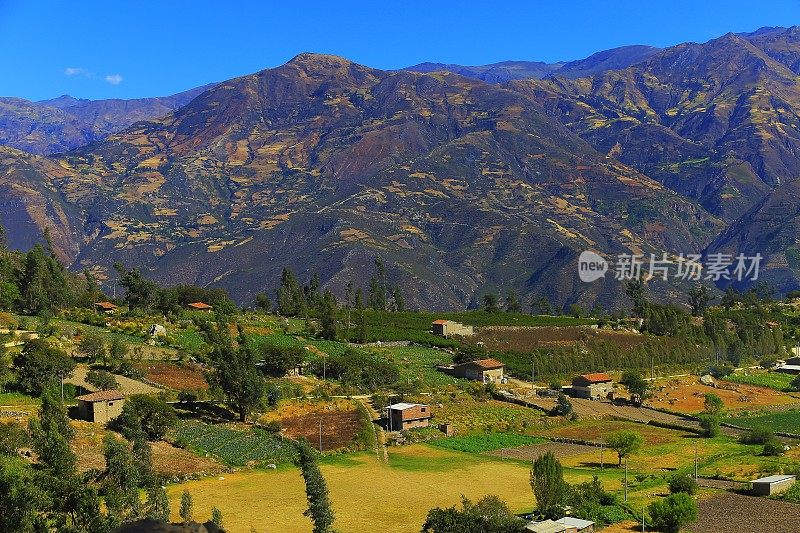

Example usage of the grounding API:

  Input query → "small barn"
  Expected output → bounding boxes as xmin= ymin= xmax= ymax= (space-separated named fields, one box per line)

xmin=94 ymin=301 xmax=118 ymax=315
xmin=431 ymin=320 xmax=474 ymax=338
xmin=571 ymin=372 xmax=613 ymax=400
xmin=751 ymin=474 xmax=796 ymax=496
xmin=387 ymin=403 xmax=431 ymax=431
xmin=75 ymin=390 xmax=125 ymax=424
xmin=450 ymin=358 xmax=505 ymax=383
xmin=186 ymin=302 xmax=213 ymax=312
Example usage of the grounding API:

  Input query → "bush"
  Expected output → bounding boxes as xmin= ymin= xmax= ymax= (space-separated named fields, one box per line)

xmin=77 ymin=332 xmax=106 ymax=362
xmin=114 ymin=394 xmax=177 ymax=440
xmin=740 ymin=426 xmax=774 ymax=445
xmin=262 ymin=420 xmax=282 ymax=434
xmin=648 ymin=493 xmax=698 ymax=533
xmin=549 ymin=393 xmax=573 ymax=417
xmin=668 ymin=473 xmax=698 ymax=495
xmin=86 ymin=369 xmax=118 ymax=391
xmin=13 ymin=339 xmax=76 ymax=396
xmin=698 ymin=414 xmax=721 ymax=437
xmin=763 ymin=436 xmax=784 ymax=456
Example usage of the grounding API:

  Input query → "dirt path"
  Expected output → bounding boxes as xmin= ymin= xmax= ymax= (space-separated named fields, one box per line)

xmin=357 ymin=398 xmax=388 ymax=463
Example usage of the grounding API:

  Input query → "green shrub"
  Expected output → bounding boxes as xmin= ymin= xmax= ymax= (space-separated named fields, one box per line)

xmin=668 ymin=473 xmax=698 ymax=495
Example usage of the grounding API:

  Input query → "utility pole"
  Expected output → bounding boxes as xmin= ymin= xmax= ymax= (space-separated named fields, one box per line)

xmin=624 ymin=458 xmax=628 ymax=502
xmin=531 ymin=360 xmax=535 ymax=394
xmin=642 ymin=506 xmax=646 ymax=533
xmin=600 ymin=441 xmax=604 ymax=470
xmin=694 ymin=441 xmax=698 ymax=480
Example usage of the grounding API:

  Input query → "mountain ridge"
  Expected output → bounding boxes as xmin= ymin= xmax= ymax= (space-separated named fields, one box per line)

xmin=4 ymin=28 xmax=800 ymax=308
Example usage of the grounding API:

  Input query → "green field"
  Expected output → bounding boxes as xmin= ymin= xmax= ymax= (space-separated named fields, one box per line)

xmin=428 ymin=433 xmax=546 ymax=453
xmin=726 ymin=409 xmax=800 ymax=434
xmin=723 ymin=372 xmax=796 ymax=391
xmin=172 ymin=420 xmax=298 ymax=466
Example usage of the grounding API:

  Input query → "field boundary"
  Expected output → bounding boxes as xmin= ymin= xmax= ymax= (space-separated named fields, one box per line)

xmin=720 ymin=421 xmax=800 ymax=440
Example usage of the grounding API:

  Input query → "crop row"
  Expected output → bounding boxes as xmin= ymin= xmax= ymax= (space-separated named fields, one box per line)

xmin=174 ymin=420 xmax=297 ymax=466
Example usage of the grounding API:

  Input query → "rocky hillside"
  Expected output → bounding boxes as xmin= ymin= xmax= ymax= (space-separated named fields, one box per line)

xmin=5 ymin=28 xmax=800 ymax=308
xmin=0 ymin=53 xmax=722 ymax=309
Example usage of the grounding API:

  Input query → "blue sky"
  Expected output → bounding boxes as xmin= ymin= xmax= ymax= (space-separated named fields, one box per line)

xmin=1 ymin=0 xmax=799 ymax=101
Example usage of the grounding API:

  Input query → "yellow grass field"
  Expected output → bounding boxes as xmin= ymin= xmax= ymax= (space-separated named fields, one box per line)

xmin=166 ymin=445 xmax=562 ymax=533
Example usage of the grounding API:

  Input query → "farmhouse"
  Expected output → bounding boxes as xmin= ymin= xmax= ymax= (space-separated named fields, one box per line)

xmin=431 ymin=319 xmax=474 ymax=337
xmin=387 ymin=403 xmax=431 ymax=431
xmin=75 ymin=390 xmax=125 ymax=424
xmin=751 ymin=474 xmax=796 ymax=496
xmin=570 ymin=372 xmax=613 ymax=400
xmin=186 ymin=302 xmax=213 ymax=312
xmin=94 ymin=301 xmax=118 ymax=315
xmin=450 ymin=358 xmax=505 ymax=383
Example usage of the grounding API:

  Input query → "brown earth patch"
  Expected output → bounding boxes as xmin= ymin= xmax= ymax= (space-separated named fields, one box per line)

xmin=134 ymin=362 xmax=208 ymax=391
xmin=261 ymin=399 xmax=364 ymax=451
xmin=647 ymin=376 xmax=798 ymax=414
xmin=689 ymin=491 xmax=800 ymax=532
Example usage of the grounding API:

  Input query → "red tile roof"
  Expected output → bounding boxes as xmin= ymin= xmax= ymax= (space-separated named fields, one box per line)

xmin=75 ymin=390 xmax=125 ymax=402
xmin=94 ymin=301 xmax=118 ymax=310
xmin=458 ymin=358 xmax=505 ymax=370
xmin=187 ymin=302 xmax=213 ymax=310
xmin=431 ymin=319 xmax=450 ymax=325
xmin=578 ymin=372 xmax=612 ymax=384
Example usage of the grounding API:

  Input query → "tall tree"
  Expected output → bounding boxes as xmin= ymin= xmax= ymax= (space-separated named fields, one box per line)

xmin=13 ymin=339 xmax=75 ymax=396
xmin=482 ymin=293 xmax=499 ymax=313
xmin=204 ymin=323 xmax=265 ymax=421
xmin=368 ymin=257 xmax=387 ymax=311
xmin=319 ymin=289 xmax=338 ymax=340
xmin=295 ymin=440 xmax=337 ymax=533
xmin=113 ymin=263 xmax=159 ymax=311
xmin=277 ymin=267 xmax=305 ymax=316
xmin=530 ymin=451 xmax=567 ymax=519
xmin=606 ymin=430 xmax=643 ymax=467
xmin=102 ymin=435 xmax=142 ymax=526
xmin=688 ymin=284 xmax=711 ymax=316
xmin=179 ymin=490 xmax=193 ymax=523
xmin=504 ymin=290 xmax=521 ymax=313
xmin=620 ymin=370 xmax=650 ymax=399
xmin=531 ymin=296 xmax=553 ymax=315
xmin=625 ymin=278 xmax=647 ymax=318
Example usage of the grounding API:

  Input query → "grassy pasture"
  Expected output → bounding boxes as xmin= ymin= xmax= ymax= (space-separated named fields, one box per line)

xmin=723 ymin=372 xmax=797 ymax=392
xmin=166 ymin=444 xmax=610 ymax=533
xmin=726 ymin=409 xmax=800 ymax=434
xmin=429 ymin=433 xmax=546 ymax=453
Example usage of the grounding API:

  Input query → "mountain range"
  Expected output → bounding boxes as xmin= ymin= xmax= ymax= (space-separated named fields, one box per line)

xmin=2 ymin=27 xmax=800 ymax=310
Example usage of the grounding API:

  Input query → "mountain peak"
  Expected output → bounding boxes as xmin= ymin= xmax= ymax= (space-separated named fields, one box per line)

xmin=286 ymin=52 xmax=355 ymax=68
